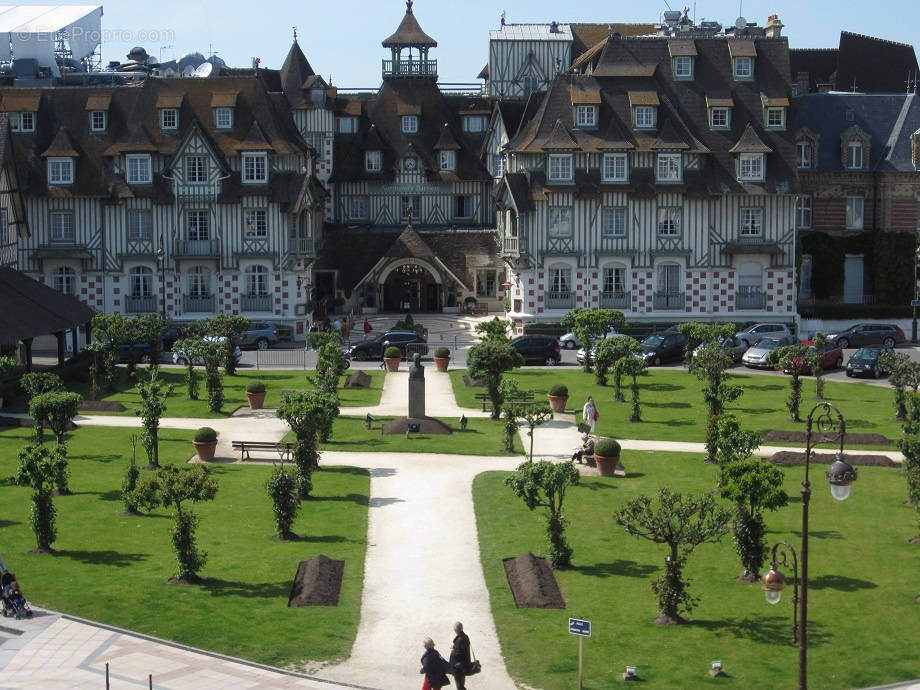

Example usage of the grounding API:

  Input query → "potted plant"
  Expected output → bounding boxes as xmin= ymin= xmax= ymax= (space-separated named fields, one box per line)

xmin=433 ymin=346 xmax=450 ymax=372
xmin=547 ymin=383 xmax=569 ymax=413
xmin=192 ymin=426 xmax=219 ymax=461
xmin=246 ymin=380 xmax=267 ymax=409
xmin=464 ymin=295 xmax=477 ymax=314
xmin=593 ymin=437 xmax=621 ymax=477
xmin=383 ymin=346 xmax=402 ymax=372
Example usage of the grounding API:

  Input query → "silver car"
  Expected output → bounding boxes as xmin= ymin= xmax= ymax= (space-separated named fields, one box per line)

xmin=559 ymin=327 xmax=620 ymax=350
xmin=172 ymin=336 xmax=242 ymax=366
xmin=741 ymin=335 xmax=798 ymax=369
xmin=736 ymin=323 xmax=793 ymax=348
xmin=692 ymin=337 xmax=748 ymax=363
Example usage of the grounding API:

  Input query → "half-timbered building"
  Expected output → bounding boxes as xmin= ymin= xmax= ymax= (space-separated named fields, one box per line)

xmin=0 ymin=113 xmax=28 ymax=269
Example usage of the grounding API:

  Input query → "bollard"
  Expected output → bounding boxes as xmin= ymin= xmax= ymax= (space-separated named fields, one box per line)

xmin=149 ymin=673 xmax=153 ymax=689
xmin=105 ymin=662 xmax=109 ymax=689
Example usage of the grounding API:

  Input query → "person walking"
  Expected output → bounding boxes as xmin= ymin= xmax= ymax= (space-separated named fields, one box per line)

xmin=363 ymin=318 xmax=372 ymax=338
xmin=449 ymin=622 xmax=472 ymax=689
xmin=583 ymin=396 xmax=598 ymax=434
xmin=420 ymin=637 xmax=451 ymax=690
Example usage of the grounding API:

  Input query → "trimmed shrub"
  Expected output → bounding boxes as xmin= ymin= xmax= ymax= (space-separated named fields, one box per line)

xmin=246 ymin=380 xmax=266 ymax=394
xmin=594 ymin=438 xmax=622 ymax=456
xmin=194 ymin=427 xmax=218 ymax=443
xmin=384 ymin=346 xmax=402 ymax=359
xmin=548 ymin=383 xmax=569 ymax=397
xmin=434 ymin=346 xmax=450 ymax=358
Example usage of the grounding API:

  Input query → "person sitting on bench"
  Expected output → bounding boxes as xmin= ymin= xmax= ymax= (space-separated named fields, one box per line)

xmin=572 ymin=434 xmax=595 ymax=464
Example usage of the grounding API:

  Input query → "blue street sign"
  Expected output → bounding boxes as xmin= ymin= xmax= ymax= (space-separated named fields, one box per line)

xmin=569 ymin=618 xmax=591 ymax=637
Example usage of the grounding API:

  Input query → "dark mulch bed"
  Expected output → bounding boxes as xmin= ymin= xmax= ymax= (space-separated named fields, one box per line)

xmin=80 ymin=401 xmax=127 ymax=412
xmin=764 ymin=430 xmax=892 ymax=446
xmin=503 ymin=552 xmax=565 ymax=609
xmin=767 ymin=451 xmax=899 ymax=468
xmin=463 ymin=375 xmax=485 ymax=387
xmin=381 ymin=416 xmax=452 ymax=435
xmin=344 ymin=371 xmax=371 ymax=389
xmin=288 ymin=554 xmax=344 ymax=607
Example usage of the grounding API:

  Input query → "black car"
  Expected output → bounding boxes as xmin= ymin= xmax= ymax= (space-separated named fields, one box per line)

xmin=348 ymin=330 xmax=428 ymax=360
xmin=162 ymin=326 xmax=185 ymax=351
xmin=846 ymin=346 xmax=892 ymax=378
xmin=510 ymin=335 xmax=561 ymax=366
xmin=640 ymin=332 xmax=687 ymax=366
xmin=827 ymin=323 xmax=906 ymax=349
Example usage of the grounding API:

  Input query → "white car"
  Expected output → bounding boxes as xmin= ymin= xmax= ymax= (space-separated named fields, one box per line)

xmin=559 ymin=327 xmax=620 ymax=350
xmin=736 ymin=323 xmax=793 ymax=348
xmin=172 ymin=336 xmax=242 ymax=366
xmin=741 ymin=335 xmax=798 ymax=369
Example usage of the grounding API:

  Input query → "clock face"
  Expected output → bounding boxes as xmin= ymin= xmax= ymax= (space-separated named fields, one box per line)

xmin=404 ymin=156 xmax=417 ymax=171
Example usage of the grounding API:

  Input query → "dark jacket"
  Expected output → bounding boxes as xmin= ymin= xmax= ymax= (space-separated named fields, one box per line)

xmin=421 ymin=648 xmax=451 ymax=687
xmin=449 ymin=631 xmax=471 ymax=672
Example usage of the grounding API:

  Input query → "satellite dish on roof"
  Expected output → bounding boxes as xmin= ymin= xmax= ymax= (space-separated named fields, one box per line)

xmin=734 ymin=16 xmax=747 ymax=30
xmin=194 ymin=62 xmax=213 ymax=78
xmin=182 ymin=64 xmax=196 ymax=77
xmin=161 ymin=66 xmax=177 ymax=77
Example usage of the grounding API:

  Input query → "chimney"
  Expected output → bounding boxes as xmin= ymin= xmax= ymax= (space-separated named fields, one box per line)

xmin=765 ymin=14 xmax=784 ymax=38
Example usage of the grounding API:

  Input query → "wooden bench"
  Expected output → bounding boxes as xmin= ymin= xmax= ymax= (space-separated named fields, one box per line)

xmin=474 ymin=390 xmax=535 ymax=412
xmin=474 ymin=392 xmax=491 ymax=411
xmin=231 ymin=440 xmax=296 ymax=462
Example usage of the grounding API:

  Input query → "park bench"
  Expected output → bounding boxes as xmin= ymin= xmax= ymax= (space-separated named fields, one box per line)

xmin=474 ymin=390 xmax=535 ymax=412
xmin=231 ymin=440 xmax=296 ymax=462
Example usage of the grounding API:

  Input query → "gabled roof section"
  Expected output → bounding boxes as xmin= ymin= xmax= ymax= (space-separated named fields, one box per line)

xmin=41 ymin=126 xmax=79 ymax=158
xmin=729 ymin=123 xmax=773 ymax=153
xmin=542 ymin=120 xmax=580 ymax=150
xmin=104 ymin=124 xmax=157 ymax=155
xmin=84 ymin=92 xmax=112 ymax=111
xmin=385 ymin=222 xmax=437 ymax=259
xmin=382 ymin=0 xmax=437 ymax=48
xmin=434 ymin=123 xmax=461 ymax=150
xmin=236 ymin=120 xmax=274 ymax=152
xmin=651 ymin=119 xmax=691 ymax=150
xmin=570 ymin=23 xmax=656 ymax=58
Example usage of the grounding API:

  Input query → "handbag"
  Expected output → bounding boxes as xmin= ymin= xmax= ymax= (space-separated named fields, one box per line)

xmin=593 ymin=409 xmax=599 ymax=420
xmin=467 ymin=648 xmax=482 ymax=675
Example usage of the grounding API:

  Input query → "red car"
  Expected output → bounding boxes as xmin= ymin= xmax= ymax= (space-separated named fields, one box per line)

xmin=782 ymin=340 xmax=844 ymax=375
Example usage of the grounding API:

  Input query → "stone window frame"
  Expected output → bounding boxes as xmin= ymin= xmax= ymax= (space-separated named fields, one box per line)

xmin=840 ymin=125 xmax=870 ymax=170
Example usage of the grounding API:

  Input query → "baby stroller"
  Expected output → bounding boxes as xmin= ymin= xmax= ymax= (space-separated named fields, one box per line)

xmin=1 ymin=570 xmax=31 ymax=619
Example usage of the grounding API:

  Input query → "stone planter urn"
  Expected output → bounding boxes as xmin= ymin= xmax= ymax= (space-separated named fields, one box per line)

xmin=547 ymin=385 xmax=569 ymax=413
xmin=593 ymin=438 xmax=621 ymax=477
xmin=383 ymin=347 xmax=402 ymax=372
xmin=245 ymin=381 xmax=267 ymax=409
xmin=193 ymin=427 xmax=218 ymax=461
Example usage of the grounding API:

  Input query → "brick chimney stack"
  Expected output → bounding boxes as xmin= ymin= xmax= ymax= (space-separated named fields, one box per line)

xmin=765 ymin=14 xmax=784 ymax=38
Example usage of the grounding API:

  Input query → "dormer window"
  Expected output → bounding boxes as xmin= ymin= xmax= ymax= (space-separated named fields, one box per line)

xmin=439 ymin=150 xmax=456 ymax=171
xmin=797 ymin=141 xmax=813 ymax=168
xmin=242 ymin=152 xmax=268 ymax=184
xmin=655 ymin=153 xmax=682 ymax=183
xmin=710 ymin=107 xmax=730 ymax=129
xmin=47 ymin=157 xmax=74 ymax=185
xmin=126 ymin=154 xmax=152 ymax=185
xmin=337 ymin=116 xmax=358 ymax=134
xmin=841 ymin=126 xmax=869 ymax=170
xmin=401 ymin=115 xmax=419 ymax=134
xmin=463 ymin=115 xmax=488 ymax=133
xmin=575 ymin=105 xmax=597 ymax=129
xmin=90 ymin=110 xmax=107 ymax=132
xmin=12 ymin=112 xmax=35 ymax=132
xmin=668 ymin=40 xmax=696 ymax=81
xmin=634 ymin=106 xmax=656 ymax=129
xmin=214 ymin=107 xmax=234 ymax=130
xmin=733 ymin=57 xmax=753 ymax=80
xmin=629 ymin=91 xmax=660 ymax=130
xmin=847 ymin=141 xmax=864 ymax=169
xmin=672 ymin=56 xmax=693 ymax=79
xmin=765 ymin=107 xmax=786 ymax=130
xmin=602 ymin=153 xmax=628 ymax=183
xmin=160 ymin=108 xmax=178 ymax=130
xmin=365 ymin=150 xmax=382 ymax=172
xmin=547 ymin=153 xmax=573 ymax=183
xmin=739 ymin=153 xmax=765 ymax=181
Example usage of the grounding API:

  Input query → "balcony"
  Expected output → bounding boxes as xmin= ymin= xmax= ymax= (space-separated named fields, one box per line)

xmin=183 ymin=295 xmax=215 ymax=313
xmin=125 ymin=295 xmax=157 ymax=313
xmin=724 ymin=234 xmax=783 ymax=256
xmin=241 ymin=294 xmax=272 ymax=312
xmin=174 ymin=239 xmax=219 ymax=258
xmin=653 ymin=291 xmax=685 ymax=310
xmin=600 ymin=291 xmax=631 ymax=310
xmin=175 ymin=185 xmax=218 ymax=203
xmin=235 ymin=238 xmax=274 ymax=260
xmin=382 ymin=59 xmax=437 ymax=78
xmin=289 ymin=237 xmax=314 ymax=256
xmin=502 ymin=236 xmax=519 ymax=254
xmin=544 ymin=290 xmax=575 ymax=310
xmin=735 ymin=288 xmax=766 ymax=310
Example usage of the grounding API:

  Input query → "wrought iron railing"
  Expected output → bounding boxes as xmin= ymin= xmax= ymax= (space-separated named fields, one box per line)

xmin=183 ymin=295 xmax=215 ymax=312
xmin=653 ymin=291 xmax=685 ymax=310
xmin=174 ymin=239 xmax=219 ymax=257
xmin=241 ymin=295 xmax=272 ymax=312
xmin=735 ymin=289 xmax=766 ymax=310
xmin=382 ymin=59 xmax=437 ymax=78
xmin=545 ymin=290 xmax=575 ymax=309
xmin=125 ymin=295 xmax=157 ymax=313
xmin=600 ymin=291 xmax=631 ymax=310
xmin=502 ymin=236 xmax=519 ymax=254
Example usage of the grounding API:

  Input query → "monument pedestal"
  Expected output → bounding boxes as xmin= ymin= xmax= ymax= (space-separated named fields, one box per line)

xmin=380 ymin=352 xmax=452 ymax=435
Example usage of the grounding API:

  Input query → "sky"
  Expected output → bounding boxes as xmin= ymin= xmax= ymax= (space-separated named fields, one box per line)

xmin=88 ymin=0 xmax=920 ymax=87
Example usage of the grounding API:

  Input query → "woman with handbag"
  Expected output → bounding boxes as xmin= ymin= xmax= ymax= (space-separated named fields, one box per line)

xmin=420 ymin=637 xmax=451 ymax=690
xmin=582 ymin=396 xmax=598 ymax=434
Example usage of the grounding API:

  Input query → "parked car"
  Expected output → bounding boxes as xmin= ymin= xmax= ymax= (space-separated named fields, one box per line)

xmin=846 ymin=346 xmax=893 ymax=378
xmin=735 ymin=323 xmax=793 ymax=348
xmin=172 ymin=336 xmax=242 ymax=366
xmin=639 ymin=332 xmax=687 ymax=366
xmin=162 ymin=325 xmax=185 ymax=351
xmin=510 ymin=335 xmax=561 ymax=366
xmin=116 ymin=342 xmax=153 ymax=364
xmin=347 ymin=330 xmax=428 ymax=360
xmin=239 ymin=322 xmax=279 ymax=350
xmin=692 ymin=337 xmax=748 ymax=363
xmin=575 ymin=335 xmax=636 ymax=367
xmin=826 ymin=323 xmax=906 ymax=350
xmin=782 ymin=340 xmax=844 ymax=375
xmin=559 ymin=327 xmax=619 ymax=350
xmin=741 ymin=335 xmax=799 ymax=369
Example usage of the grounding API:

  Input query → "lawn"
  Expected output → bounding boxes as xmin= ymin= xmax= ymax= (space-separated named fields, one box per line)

xmin=0 ymin=425 xmax=370 ymax=669
xmin=474 ymin=452 xmax=920 ymax=689
xmin=9 ymin=368 xmax=384 ymax=419
xmin=450 ymin=369 xmax=903 ymax=448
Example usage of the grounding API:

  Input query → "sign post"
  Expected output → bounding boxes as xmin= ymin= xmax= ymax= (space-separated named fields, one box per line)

xmin=568 ymin=618 xmax=591 ymax=689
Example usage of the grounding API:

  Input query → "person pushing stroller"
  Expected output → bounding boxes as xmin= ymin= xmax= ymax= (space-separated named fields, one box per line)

xmin=1 ymin=568 xmax=32 ymax=619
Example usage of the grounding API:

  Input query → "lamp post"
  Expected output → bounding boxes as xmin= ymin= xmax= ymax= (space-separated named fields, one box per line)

xmin=155 ymin=238 xmax=166 ymax=320
xmin=760 ymin=401 xmax=857 ymax=690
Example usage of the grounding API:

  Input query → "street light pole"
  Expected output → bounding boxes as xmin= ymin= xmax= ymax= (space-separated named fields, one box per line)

xmin=156 ymin=235 xmax=166 ymax=320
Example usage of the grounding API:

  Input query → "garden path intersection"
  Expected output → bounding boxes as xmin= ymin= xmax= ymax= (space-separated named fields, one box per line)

xmin=0 ymin=364 xmax=910 ymax=689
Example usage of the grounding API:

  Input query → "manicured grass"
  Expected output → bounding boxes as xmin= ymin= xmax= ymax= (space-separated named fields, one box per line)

xmin=474 ymin=452 xmax=920 ymax=689
xmin=10 ymin=368 xmax=384 ymax=418
xmin=450 ymin=369 xmax=903 ymax=448
xmin=0 ymin=425 xmax=369 ymax=669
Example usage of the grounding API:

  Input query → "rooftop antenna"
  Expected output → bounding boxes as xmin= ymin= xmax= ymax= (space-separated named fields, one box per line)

xmin=500 ymin=10 xmax=506 ymax=26
xmin=293 ymin=26 xmax=298 ymax=43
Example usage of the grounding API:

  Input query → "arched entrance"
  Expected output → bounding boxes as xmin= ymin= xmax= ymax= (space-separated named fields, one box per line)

xmin=381 ymin=261 xmax=441 ymax=312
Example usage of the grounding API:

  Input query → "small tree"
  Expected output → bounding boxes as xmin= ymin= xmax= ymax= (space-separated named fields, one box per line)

xmin=314 ymin=340 xmax=346 ymax=395
xmin=614 ymin=488 xmax=731 ymax=624
xmin=520 ymin=404 xmax=553 ymax=461
xmin=713 ymin=414 xmax=763 ymax=469
xmin=769 ymin=344 xmax=810 ymax=422
xmin=266 ymin=463 xmax=300 ymax=539
xmin=882 ymin=351 xmax=919 ymax=420
xmin=614 ymin=355 xmax=646 ymax=422
xmin=474 ymin=316 xmax=512 ymax=342
xmin=135 ymin=369 xmax=173 ymax=469
xmin=504 ymin=460 xmax=581 ymax=569
xmin=0 ymin=354 xmax=17 ymax=378
xmin=594 ymin=336 xmax=642 ymax=400
xmin=560 ymin=308 xmax=626 ymax=372
xmin=499 ymin=379 xmax=521 ymax=453
xmin=688 ymin=342 xmax=743 ymax=463
xmin=898 ymin=392 xmax=920 ymax=542
xmin=810 ymin=332 xmax=828 ymax=400
xmin=92 ymin=313 xmax=129 ymax=391
xmin=11 ymin=443 xmax=68 ymax=552
xmin=85 ymin=341 xmax=105 ymax=400
xmin=21 ymin=372 xmax=64 ymax=399
xmin=678 ymin=322 xmax=736 ymax=365
xmin=467 ymin=340 xmax=524 ymax=420
xmin=122 ymin=435 xmax=142 ymax=515
xmin=193 ymin=339 xmax=225 ymax=413
xmin=202 ymin=314 xmax=250 ymax=375
xmin=29 ymin=390 xmax=82 ymax=446
xmin=277 ymin=391 xmax=340 ymax=498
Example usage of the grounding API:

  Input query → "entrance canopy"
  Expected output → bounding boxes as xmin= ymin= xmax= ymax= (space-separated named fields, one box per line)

xmin=0 ymin=266 xmax=95 ymax=345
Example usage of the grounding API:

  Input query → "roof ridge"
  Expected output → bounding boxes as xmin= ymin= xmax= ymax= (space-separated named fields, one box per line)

xmin=841 ymin=30 xmax=916 ymax=50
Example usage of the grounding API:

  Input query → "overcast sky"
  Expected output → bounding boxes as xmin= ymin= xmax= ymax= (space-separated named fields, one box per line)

xmin=95 ymin=0 xmax=919 ymax=87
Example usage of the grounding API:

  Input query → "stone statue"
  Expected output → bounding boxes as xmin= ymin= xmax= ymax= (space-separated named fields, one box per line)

xmin=409 ymin=352 xmax=423 ymax=378
xmin=408 ymin=352 xmax=425 ymax=418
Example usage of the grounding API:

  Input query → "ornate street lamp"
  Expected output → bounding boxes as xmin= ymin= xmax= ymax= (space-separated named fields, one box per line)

xmin=761 ymin=402 xmax=857 ymax=690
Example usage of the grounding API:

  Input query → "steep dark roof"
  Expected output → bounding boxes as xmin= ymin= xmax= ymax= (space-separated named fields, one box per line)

xmin=0 ymin=267 xmax=95 ymax=345
xmin=382 ymin=1 xmax=437 ymax=48
xmin=280 ymin=40 xmax=315 ymax=106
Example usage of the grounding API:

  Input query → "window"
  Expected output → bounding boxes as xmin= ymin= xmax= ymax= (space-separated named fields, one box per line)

xmin=740 ymin=208 xmax=763 ymax=236
xmin=400 ymin=195 xmax=421 ymax=221
xmin=13 ymin=112 xmax=35 ymax=132
xmin=337 ymin=117 xmax=358 ymax=134
xmin=47 ymin=158 xmax=74 ymax=185
xmin=476 ymin=270 xmax=496 ymax=298
xmin=187 ymin=210 xmax=209 ymax=240
xmin=847 ymin=141 xmax=864 ymax=169
xmin=454 ymin=195 xmax=473 ymax=219
xmin=188 ymin=266 xmax=210 ymax=298
xmin=244 ymin=209 xmax=267 ymax=237
xmin=401 ymin=115 xmax=419 ymax=134
xmin=766 ymin=107 xmax=786 ymax=129
xmin=310 ymin=88 xmax=326 ymax=106
xmin=214 ymin=107 xmax=233 ymax=129
xmin=673 ymin=56 xmax=693 ymax=79
xmin=548 ymin=207 xmax=573 ymax=238
xmin=739 ymin=153 xmax=765 ymax=181
xmin=634 ymin=106 xmax=656 ymax=129
xmin=463 ymin=115 xmax=488 ymax=133
xmin=365 ymin=150 xmax=382 ymax=172
xmin=349 ymin=196 xmax=369 ymax=221
xmin=127 ymin=210 xmax=152 ymax=240
xmin=493 ymin=154 xmax=504 ymax=179
xmin=186 ymin=155 xmax=207 ymax=183
xmin=245 ymin=265 xmax=269 ymax=296
xmin=575 ymin=105 xmax=597 ymax=128
xmin=160 ymin=108 xmax=178 ymax=130
xmin=656 ymin=153 xmax=682 ymax=182
xmin=796 ymin=195 xmax=812 ymax=229
xmin=50 ymin=211 xmax=74 ymax=242
xmin=306 ymin=132 xmax=325 ymax=161
xmin=733 ymin=56 xmax=753 ymax=80
xmin=126 ymin=154 xmax=152 ymax=184
xmin=547 ymin=154 xmax=573 ymax=182
xmin=602 ymin=153 xmax=628 ymax=182
xmin=242 ymin=153 xmax=268 ymax=184
xmin=603 ymin=265 xmax=627 ymax=295
xmin=90 ymin=110 xmax=106 ymax=132
xmin=549 ymin=265 xmax=571 ymax=294
xmin=129 ymin=266 xmax=153 ymax=298
xmin=52 ymin=267 xmax=75 ymax=295
xmin=797 ymin=141 xmax=812 ymax=168
xmin=657 ymin=207 xmax=681 ymax=236
xmin=602 ymin=207 xmax=627 ymax=237
xmin=846 ymin=195 xmax=864 ymax=230
xmin=657 ymin=263 xmax=681 ymax=293
xmin=710 ymin=107 xmax=730 ymax=129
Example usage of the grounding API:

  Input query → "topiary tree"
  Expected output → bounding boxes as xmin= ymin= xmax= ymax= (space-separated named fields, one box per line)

xmin=614 ymin=488 xmax=731 ymax=624
xmin=84 ymin=340 xmax=105 ymax=400
xmin=474 ymin=316 xmax=512 ymax=342
xmin=519 ymin=404 xmax=553 ymax=461
xmin=897 ymin=391 xmax=920 ymax=542
xmin=614 ymin=355 xmax=646 ymax=422
xmin=505 ymin=460 xmax=581 ymax=569
xmin=277 ymin=391 xmax=340 ymax=498
xmin=21 ymin=372 xmax=64 ymax=399
xmin=882 ymin=351 xmax=919 ymax=421
xmin=314 ymin=340 xmax=346 ymax=395
xmin=194 ymin=339 xmax=225 ymax=413
xmin=560 ymin=308 xmax=626 ymax=372
xmin=677 ymin=322 xmax=736 ymax=366
xmin=266 ymin=463 xmax=300 ymax=540
xmin=92 ymin=313 xmax=129 ymax=391
xmin=467 ymin=340 xmax=524 ymax=420
xmin=769 ymin=344 xmax=811 ymax=422
xmin=499 ymin=378 xmax=521 ymax=453
xmin=175 ymin=336 xmax=207 ymax=400
xmin=29 ymin=390 xmax=82 ymax=446
xmin=713 ymin=414 xmax=763 ymax=469
xmin=810 ymin=332 xmax=828 ymax=400
xmin=688 ymin=341 xmax=743 ymax=463
xmin=595 ymin=336 xmax=642 ymax=398
xmin=132 ymin=313 xmax=167 ymax=370
xmin=135 ymin=369 xmax=173 ymax=469
xmin=202 ymin=314 xmax=249 ymax=375
xmin=11 ymin=442 xmax=68 ymax=552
